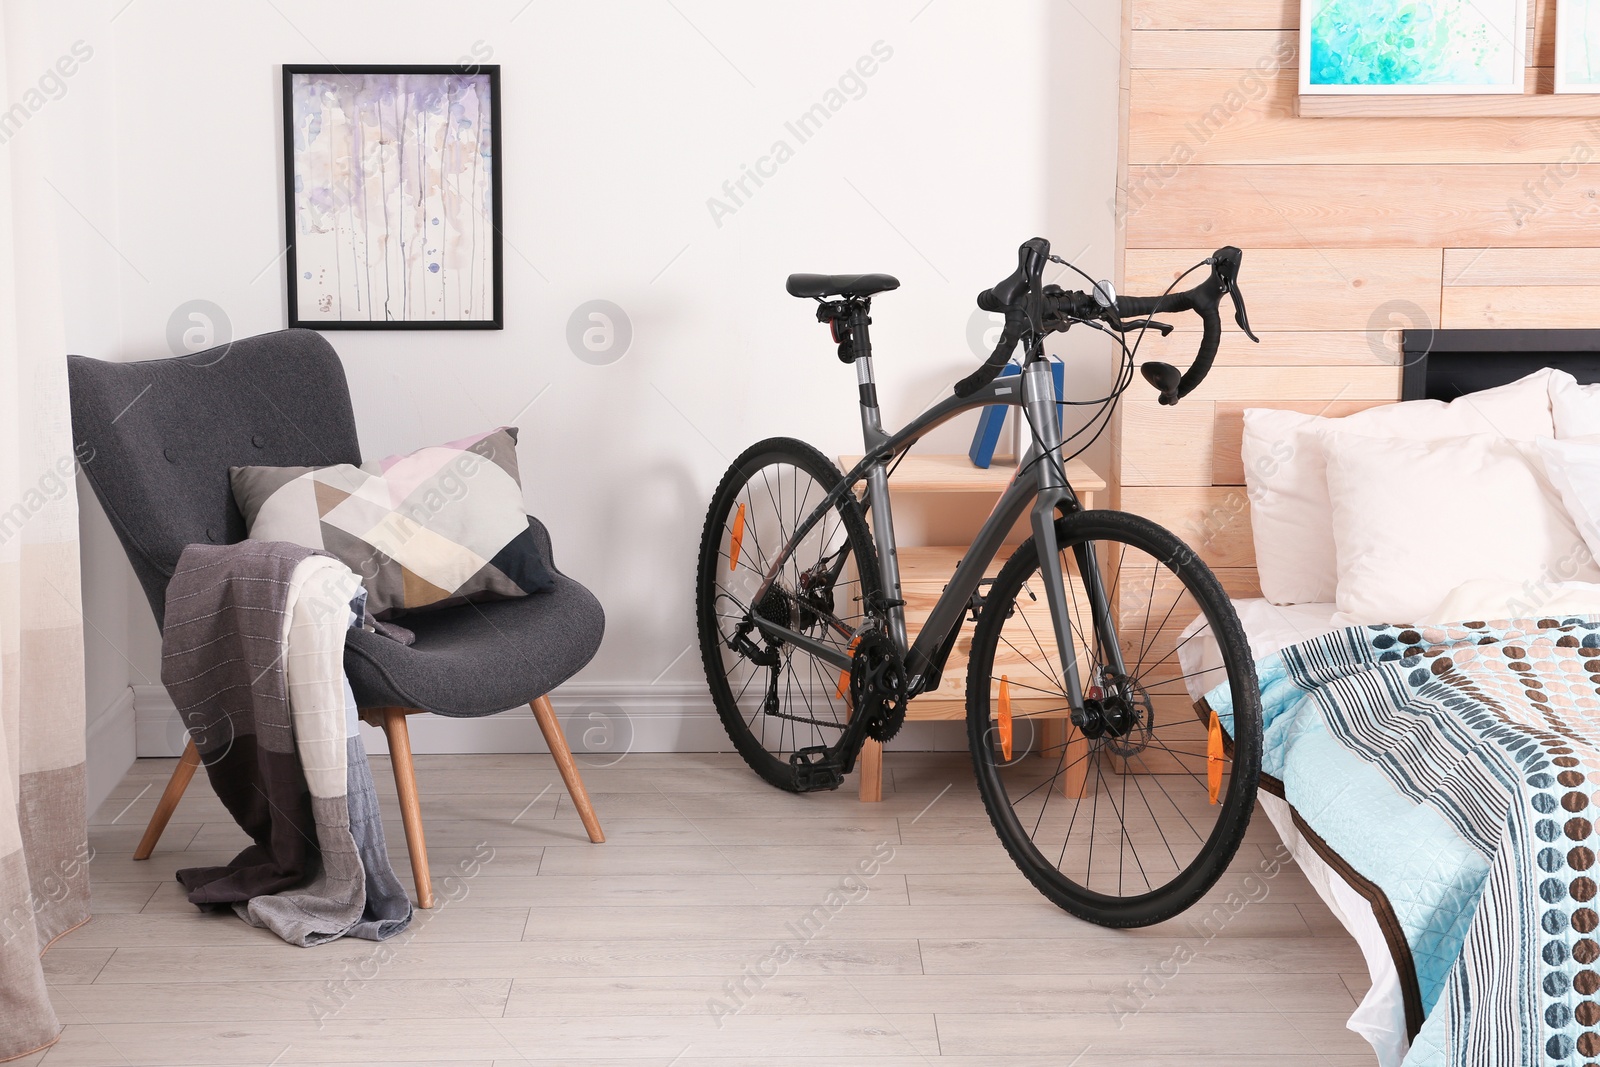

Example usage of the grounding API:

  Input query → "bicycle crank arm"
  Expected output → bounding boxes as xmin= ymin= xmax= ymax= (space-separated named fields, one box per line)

xmin=788 ymin=679 xmax=881 ymax=792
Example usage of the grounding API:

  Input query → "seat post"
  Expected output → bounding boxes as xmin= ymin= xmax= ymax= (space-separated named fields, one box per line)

xmin=850 ymin=300 xmax=882 ymax=436
xmin=847 ymin=300 xmax=873 ymax=363
xmin=850 ymin=296 xmax=905 ymax=649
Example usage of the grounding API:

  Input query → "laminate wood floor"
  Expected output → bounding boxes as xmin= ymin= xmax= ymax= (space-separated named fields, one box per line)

xmin=32 ymin=752 xmax=1378 ymax=1065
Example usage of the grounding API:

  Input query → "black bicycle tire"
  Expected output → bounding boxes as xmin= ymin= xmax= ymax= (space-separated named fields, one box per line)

xmin=964 ymin=509 xmax=1262 ymax=927
xmin=696 ymin=437 xmax=881 ymax=792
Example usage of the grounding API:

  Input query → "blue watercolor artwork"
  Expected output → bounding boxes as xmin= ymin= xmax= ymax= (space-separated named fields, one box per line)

xmin=1301 ymin=0 xmax=1527 ymax=94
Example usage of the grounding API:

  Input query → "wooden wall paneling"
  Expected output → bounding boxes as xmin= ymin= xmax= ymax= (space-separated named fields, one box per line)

xmin=1533 ymin=0 xmax=1555 ymax=64
xmin=1119 ymin=487 xmax=1256 ymax=569
xmin=1120 ymin=401 xmax=1215 ymax=486
xmin=1128 ymin=329 xmax=1405 ymax=366
xmin=1445 ymin=247 xmax=1600 ymax=286
xmin=1442 ymin=248 xmax=1600 ymax=325
xmin=1120 ymin=563 xmax=1267 ymax=614
xmin=1125 ymin=248 xmax=1442 ymax=332
xmin=1194 ymin=366 xmax=1399 ymax=401
xmin=1440 ymin=286 xmax=1600 ymax=329
xmin=1130 ymin=30 xmax=1294 ymax=69
xmin=1128 ymin=0 xmax=1293 ymax=31
xmin=1124 ymin=166 xmax=1600 ymax=249
xmin=1131 ymin=70 xmax=1600 ymax=165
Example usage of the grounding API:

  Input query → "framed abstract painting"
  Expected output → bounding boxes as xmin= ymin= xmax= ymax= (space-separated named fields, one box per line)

xmin=283 ymin=64 xmax=503 ymax=329
xmin=1557 ymin=0 xmax=1600 ymax=92
xmin=1300 ymin=0 xmax=1528 ymax=94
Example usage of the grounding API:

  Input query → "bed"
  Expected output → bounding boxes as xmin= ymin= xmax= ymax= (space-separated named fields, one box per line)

xmin=1173 ymin=331 xmax=1600 ymax=1067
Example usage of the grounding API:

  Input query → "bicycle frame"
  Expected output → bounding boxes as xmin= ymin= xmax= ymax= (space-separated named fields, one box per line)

xmin=747 ymin=348 xmax=1113 ymax=713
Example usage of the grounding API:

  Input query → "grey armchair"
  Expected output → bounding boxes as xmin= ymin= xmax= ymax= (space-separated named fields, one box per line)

xmin=68 ymin=329 xmax=606 ymax=908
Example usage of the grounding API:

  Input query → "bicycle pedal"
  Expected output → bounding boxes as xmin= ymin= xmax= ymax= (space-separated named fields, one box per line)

xmin=789 ymin=746 xmax=844 ymax=793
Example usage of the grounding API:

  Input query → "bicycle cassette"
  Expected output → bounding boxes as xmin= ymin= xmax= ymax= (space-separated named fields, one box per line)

xmin=849 ymin=631 xmax=909 ymax=743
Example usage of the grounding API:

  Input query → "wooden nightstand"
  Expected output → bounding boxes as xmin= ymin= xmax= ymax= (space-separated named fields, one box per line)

xmin=837 ymin=453 xmax=1106 ymax=802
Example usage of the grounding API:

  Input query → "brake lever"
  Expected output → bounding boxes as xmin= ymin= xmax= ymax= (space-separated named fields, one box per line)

xmin=1208 ymin=245 xmax=1260 ymax=343
xmin=1229 ymin=284 xmax=1259 ymax=342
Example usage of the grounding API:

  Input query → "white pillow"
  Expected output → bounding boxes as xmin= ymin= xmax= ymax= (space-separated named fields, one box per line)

xmin=1321 ymin=428 xmax=1596 ymax=624
xmin=1550 ymin=369 xmax=1600 ymax=438
xmin=1424 ymin=578 xmax=1600 ymax=625
xmin=1241 ymin=368 xmax=1555 ymax=605
xmin=1536 ymin=435 xmax=1600 ymax=566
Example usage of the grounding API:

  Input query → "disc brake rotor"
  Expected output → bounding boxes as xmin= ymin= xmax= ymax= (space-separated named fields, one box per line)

xmin=1101 ymin=677 xmax=1154 ymax=759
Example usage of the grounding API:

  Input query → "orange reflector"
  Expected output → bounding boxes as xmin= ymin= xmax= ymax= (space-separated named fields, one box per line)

xmin=835 ymin=636 xmax=861 ymax=701
xmin=998 ymin=676 xmax=1013 ymax=761
xmin=1207 ymin=713 xmax=1224 ymax=805
xmin=728 ymin=503 xmax=746 ymax=572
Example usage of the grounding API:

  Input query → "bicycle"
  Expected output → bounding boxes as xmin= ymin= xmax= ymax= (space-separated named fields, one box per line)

xmin=695 ymin=236 xmax=1264 ymax=927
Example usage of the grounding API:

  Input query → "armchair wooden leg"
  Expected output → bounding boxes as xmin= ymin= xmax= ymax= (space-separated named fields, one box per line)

xmin=530 ymin=695 xmax=605 ymax=843
xmin=132 ymin=739 xmax=202 ymax=860
xmin=375 ymin=708 xmax=435 ymax=909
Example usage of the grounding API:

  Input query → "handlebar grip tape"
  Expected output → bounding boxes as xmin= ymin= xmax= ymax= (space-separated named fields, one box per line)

xmin=1116 ymin=283 xmax=1223 ymax=401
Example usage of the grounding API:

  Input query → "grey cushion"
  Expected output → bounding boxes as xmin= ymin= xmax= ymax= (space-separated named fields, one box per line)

xmin=345 ymin=517 xmax=604 ymax=716
xmin=68 ymin=329 xmax=603 ymax=716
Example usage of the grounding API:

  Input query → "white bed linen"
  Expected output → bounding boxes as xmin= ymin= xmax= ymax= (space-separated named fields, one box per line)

xmin=1177 ymin=599 xmax=1409 ymax=1067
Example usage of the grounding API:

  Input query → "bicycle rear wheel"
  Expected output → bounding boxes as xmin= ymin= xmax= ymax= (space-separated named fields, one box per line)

xmin=696 ymin=438 xmax=880 ymax=791
xmin=965 ymin=509 xmax=1261 ymax=927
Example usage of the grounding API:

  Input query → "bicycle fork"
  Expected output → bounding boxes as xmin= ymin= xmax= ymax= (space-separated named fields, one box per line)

xmin=1017 ymin=360 xmax=1131 ymax=722
xmin=1019 ymin=360 xmax=1090 ymax=713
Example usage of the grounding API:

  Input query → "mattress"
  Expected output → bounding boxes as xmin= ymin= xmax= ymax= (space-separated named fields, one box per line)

xmin=1178 ymin=600 xmax=1410 ymax=1067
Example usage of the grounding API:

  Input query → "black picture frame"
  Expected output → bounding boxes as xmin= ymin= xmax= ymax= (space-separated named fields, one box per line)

xmin=282 ymin=64 xmax=503 ymax=330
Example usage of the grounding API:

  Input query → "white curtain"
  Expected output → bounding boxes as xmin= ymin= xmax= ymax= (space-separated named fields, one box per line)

xmin=0 ymin=1 xmax=90 ymax=1059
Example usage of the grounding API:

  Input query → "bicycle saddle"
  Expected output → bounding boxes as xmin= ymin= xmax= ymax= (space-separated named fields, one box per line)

xmin=785 ymin=273 xmax=900 ymax=299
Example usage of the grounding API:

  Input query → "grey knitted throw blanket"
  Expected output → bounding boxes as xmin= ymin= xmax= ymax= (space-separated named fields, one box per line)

xmin=161 ymin=540 xmax=412 ymax=945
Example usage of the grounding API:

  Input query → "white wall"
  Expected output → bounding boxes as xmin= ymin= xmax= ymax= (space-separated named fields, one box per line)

xmin=59 ymin=0 xmax=1119 ymax=773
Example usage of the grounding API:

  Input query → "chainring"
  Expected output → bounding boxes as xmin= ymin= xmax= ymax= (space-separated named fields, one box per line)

xmin=849 ymin=631 xmax=909 ymax=742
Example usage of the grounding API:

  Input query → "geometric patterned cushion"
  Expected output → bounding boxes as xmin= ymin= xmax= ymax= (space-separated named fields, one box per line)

xmin=229 ymin=426 xmax=554 ymax=619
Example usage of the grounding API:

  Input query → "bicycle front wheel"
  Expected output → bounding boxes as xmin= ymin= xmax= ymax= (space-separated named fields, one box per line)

xmin=965 ymin=509 xmax=1261 ymax=927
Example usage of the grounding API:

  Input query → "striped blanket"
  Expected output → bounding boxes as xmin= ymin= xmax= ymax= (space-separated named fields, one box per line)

xmin=162 ymin=540 xmax=412 ymax=946
xmin=1208 ymin=617 xmax=1600 ymax=1066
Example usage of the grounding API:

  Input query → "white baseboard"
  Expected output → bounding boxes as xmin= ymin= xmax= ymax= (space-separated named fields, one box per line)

xmin=132 ymin=683 xmax=965 ymax=757
xmin=86 ymin=687 xmax=136 ymax=813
